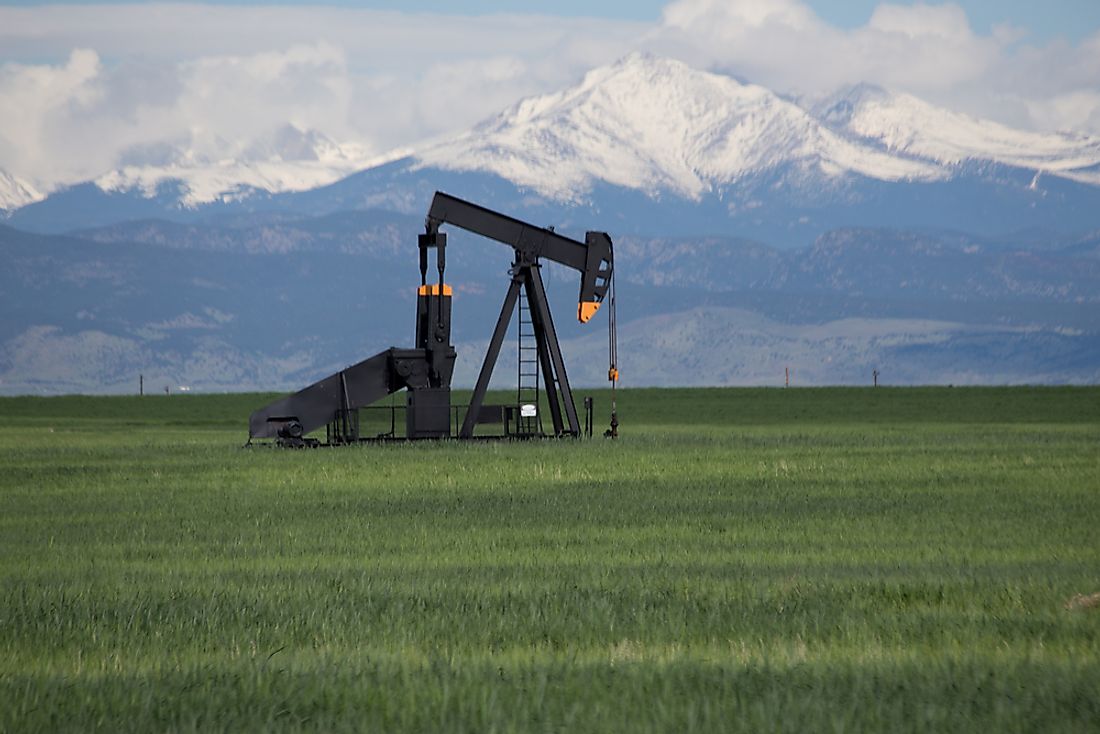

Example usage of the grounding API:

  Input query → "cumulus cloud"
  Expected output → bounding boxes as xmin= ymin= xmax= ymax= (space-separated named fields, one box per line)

xmin=655 ymin=0 xmax=1000 ymax=89
xmin=177 ymin=43 xmax=354 ymax=151
xmin=0 ymin=49 xmax=104 ymax=182
xmin=650 ymin=0 xmax=1100 ymax=134
xmin=0 ymin=41 xmax=362 ymax=185
xmin=0 ymin=5 xmax=643 ymax=190
xmin=0 ymin=1 xmax=1097 ymax=193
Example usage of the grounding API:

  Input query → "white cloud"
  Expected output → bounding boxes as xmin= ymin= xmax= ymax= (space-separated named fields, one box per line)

xmin=652 ymin=0 xmax=1003 ymax=94
xmin=176 ymin=43 xmax=355 ymax=153
xmin=662 ymin=0 xmax=818 ymax=31
xmin=0 ymin=1 xmax=1097 ymax=194
xmin=0 ymin=49 xmax=104 ymax=181
xmin=0 ymin=6 xmax=644 ymax=191
xmin=650 ymin=0 xmax=1100 ymax=134
xmin=1028 ymin=90 xmax=1100 ymax=133
xmin=867 ymin=3 xmax=974 ymax=42
xmin=0 ymin=41 xmax=362 ymax=185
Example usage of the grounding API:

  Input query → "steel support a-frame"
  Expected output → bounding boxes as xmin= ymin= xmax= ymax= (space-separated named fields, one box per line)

xmin=459 ymin=262 xmax=580 ymax=439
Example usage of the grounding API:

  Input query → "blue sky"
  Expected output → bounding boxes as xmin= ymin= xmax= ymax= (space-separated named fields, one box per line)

xmin=0 ymin=0 xmax=1098 ymax=189
xmin=0 ymin=0 xmax=1097 ymax=41
xmin=809 ymin=0 xmax=1100 ymax=41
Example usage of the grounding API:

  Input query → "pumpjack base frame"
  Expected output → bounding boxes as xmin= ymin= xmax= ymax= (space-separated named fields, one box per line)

xmin=249 ymin=399 xmax=597 ymax=448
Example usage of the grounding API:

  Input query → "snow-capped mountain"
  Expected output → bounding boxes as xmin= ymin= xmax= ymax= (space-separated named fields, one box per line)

xmin=7 ymin=53 xmax=1100 ymax=240
xmin=416 ymin=53 xmax=946 ymax=202
xmin=93 ymin=124 xmax=401 ymax=207
xmin=814 ymin=84 xmax=1100 ymax=186
xmin=0 ymin=170 xmax=43 ymax=212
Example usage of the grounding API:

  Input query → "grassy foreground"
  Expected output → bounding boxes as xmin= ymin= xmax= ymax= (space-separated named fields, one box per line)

xmin=1 ymin=387 xmax=1098 ymax=732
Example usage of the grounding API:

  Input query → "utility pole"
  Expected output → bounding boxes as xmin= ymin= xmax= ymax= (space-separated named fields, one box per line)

xmin=139 ymin=374 xmax=143 ymax=396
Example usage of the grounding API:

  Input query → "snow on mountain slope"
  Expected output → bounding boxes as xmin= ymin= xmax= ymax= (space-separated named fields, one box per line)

xmin=0 ymin=170 xmax=43 ymax=211
xmin=817 ymin=85 xmax=1100 ymax=186
xmin=415 ymin=54 xmax=946 ymax=203
xmin=93 ymin=125 xmax=401 ymax=207
xmin=13 ymin=53 xmax=1100 ymax=217
xmin=96 ymin=156 xmax=370 ymax=207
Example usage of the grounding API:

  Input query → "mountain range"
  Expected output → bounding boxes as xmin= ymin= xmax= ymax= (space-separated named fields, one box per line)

xmin=2 ymin=214 xmax=1096 ymax=394
xmin=1 ymin=54 xmax=1098 ymax=394
xmin=7 ymin=55 xmax=1100 ymax=241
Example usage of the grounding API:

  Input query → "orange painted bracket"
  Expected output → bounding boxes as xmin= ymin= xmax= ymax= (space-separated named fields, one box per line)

xmin=578 ymin=300 xmax=600 ymax=323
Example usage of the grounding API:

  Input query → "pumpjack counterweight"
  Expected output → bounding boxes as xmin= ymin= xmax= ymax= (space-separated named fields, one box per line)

xmin=248 ymin=191 xmax=614 ymax=446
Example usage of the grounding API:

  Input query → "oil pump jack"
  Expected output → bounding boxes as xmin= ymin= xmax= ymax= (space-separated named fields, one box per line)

xmin=248 ymin=192 xmax=616 ymax=446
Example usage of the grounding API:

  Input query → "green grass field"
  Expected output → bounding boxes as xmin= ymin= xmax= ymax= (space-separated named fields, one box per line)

xmin=1 ymin=387 xmax=1098 ymax=732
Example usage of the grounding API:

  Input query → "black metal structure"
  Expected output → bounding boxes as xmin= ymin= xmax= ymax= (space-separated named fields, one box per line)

xmin=248 ymin=191 xmax=613 ymax=446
